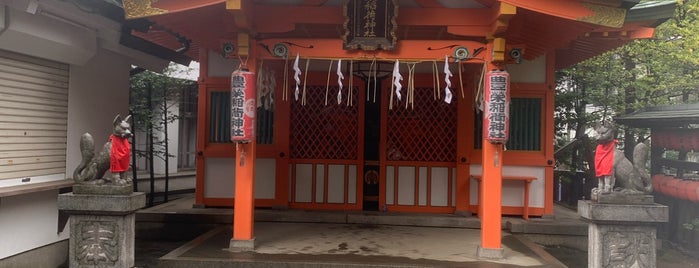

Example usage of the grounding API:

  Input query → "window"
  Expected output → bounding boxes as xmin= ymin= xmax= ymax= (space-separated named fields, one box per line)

xmin=208 ymin=91 xmax=274 ymax=144
xmin=178 ymin=85 xmax=197 ymax=169
xmin=208 ymin=91 xmax=231 ymax=143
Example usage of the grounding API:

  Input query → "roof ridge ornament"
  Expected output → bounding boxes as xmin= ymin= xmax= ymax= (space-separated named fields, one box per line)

xmin=578 ymin=3 xmax=627 ymax=28
xmin=123 ymin=0 xmax=168 ymax=20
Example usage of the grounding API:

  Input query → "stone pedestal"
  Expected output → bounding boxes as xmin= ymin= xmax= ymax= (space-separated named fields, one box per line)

xmin=58 ymin=192 xmax=145 ymax=268
xmin=230 ymin=238 xmax=256 ymax=251
xmin=476 ymin=246 xmax=504 ymax=259
xmin=578 ymin=199 xmax=668 ymax=268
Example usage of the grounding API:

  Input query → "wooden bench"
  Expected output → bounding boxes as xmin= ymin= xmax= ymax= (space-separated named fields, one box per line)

xmin=471 ymin=175 xmax=537 ymax=220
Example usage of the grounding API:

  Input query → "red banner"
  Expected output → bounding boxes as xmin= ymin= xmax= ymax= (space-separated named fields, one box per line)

xmin=230 ymin=69 xmax=256 ymax=143
xmin=483 ymin=70 xmax=510 ymax=144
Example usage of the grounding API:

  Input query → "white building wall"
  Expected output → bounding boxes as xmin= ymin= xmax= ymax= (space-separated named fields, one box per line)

xmin=66 ymin=48 xmax=131 ymax=177
xmin=384 ymin=166 xmax=455 ymax=206
xmin=0 ymin=0 xmax=168 ymax=262
xmin=468 ymin=165 xmax=546 ymax=208
xmin=0 ymin=190 xmax=69 ymax=259
xmin=0 ymin=47 xmax=131 ymax=261
xmin=0 ymin=190 xmax=70 ymax=258
xmin=208 ymin=50 xmax=239 ymax=77
xmin=507 ymin=55 xmax=547 ymax=83
xmin=154 ymin=101 xmax=180 ymax=174
xmin=204 ymin=157 xmax=276 ymax=199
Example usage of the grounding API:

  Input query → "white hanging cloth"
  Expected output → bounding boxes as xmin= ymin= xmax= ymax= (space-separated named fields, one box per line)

xmin=293 ymin=53 xmax=301 ymax=101
xmin=443 ymin=56 xmax=453 ymax=104
xmin=392 ymin=60 xmax=403 ymax=101
xmin=336 ymin=59 xmax=344 ymax=104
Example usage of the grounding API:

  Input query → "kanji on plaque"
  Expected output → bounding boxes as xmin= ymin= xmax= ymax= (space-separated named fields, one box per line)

xmin=230 ymin=69 xmax=256 ymax=143
xmin=483 ymin=70 xmax=510 ymax=144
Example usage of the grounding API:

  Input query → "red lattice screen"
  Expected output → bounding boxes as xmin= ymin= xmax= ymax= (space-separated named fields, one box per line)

xmin=386 ymin=88 xmax=457 ymax=162
xmin=290 ymin=85 xmax=360 ymax=160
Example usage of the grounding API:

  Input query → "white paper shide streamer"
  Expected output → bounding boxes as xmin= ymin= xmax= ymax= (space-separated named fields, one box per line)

xmin=293 ymin=53 xmax=301 ymax=101
xmin=443 ymin=56 xmax=453 ymax=104
xmin=336 ymin=59 xmax=344 ymax=104
xmin=392 ymin=60 xmax=403 ymax=101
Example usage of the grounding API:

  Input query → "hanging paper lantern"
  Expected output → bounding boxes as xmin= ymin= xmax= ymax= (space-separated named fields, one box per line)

xmin=483 ymin=70 xmax=510 ymax=144
xmin=230 ymin=69 xmax=257 ymax=143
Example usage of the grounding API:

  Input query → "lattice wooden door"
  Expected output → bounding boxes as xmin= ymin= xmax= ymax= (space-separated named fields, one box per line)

xmin=381 ymin=78 xmax=458 ymax=213
xmin=289 ymin=81 xmax=364 ymax=210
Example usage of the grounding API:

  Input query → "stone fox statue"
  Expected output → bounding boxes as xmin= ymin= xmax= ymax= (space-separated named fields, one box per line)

xmin=593 ymin=122 xmax=653 ymax=195
xmin=73 ymin=114 xmax=132 ymax=185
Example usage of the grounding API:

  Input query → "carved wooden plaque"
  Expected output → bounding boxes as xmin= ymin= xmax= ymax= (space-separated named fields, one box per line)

xmin=343 ymin=0 xmax=398 ymax=51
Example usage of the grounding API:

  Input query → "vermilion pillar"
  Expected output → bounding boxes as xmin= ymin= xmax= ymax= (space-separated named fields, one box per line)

xmin=231 ymin=141 xmax=256 ymax=250
xmin=478 ymin=141 xmax=503 ymax=257
xmin=478 ymin=41 xmax=505 ymax=258
xmin=230 ymin=32 xmax=257 ymax=251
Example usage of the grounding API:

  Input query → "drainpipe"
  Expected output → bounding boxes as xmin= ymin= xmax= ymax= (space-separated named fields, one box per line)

xmin=129 ymin=89 xmax=138 ymax=192
xmin=163 ymin=93 xmax=169 ymax=203
xmin=148 ymin=82 xmax=155 ymax=207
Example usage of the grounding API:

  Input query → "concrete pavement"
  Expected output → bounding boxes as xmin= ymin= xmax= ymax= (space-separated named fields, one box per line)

xmin=158 ymin=223 xmax=563 ymax=267
xmin=136 ymin=195 xmax=580 ymax=267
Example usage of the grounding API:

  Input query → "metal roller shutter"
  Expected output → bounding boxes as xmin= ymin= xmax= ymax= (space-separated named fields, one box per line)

xmin=0 ymin=50 xmax=69 ymax=180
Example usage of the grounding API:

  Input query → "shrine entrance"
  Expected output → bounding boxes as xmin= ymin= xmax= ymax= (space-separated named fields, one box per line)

xmin=362 ymin=77 xmax=382 ymax=211
xmin=380 ymin=73 xmax=459 ymax=213
xmin=287 ymin=64 xmax=461 ymax=213
xmin=288 ymin=71 xmax=365 ymax=210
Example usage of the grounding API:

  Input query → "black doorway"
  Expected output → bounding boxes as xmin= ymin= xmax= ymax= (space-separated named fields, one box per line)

xmin=363 ymin=79 xmax=382 ymax=211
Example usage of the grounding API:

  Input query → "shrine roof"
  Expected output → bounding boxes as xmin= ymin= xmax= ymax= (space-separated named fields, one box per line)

xmin=626 ymin=1 xmax=678 ymax=24
xmin=114 ymin=0 xmax=676 ymax=69
xmin=615 ymin=103 xmax=699 ymax=128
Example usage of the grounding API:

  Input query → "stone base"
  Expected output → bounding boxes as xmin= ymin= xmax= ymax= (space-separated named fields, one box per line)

xmin=578 ymin=200 xmax=668 ymax=268
xmin=540 ymin=214 xmax=555 ymax=220
xmin=454 ymin=210 xmax=473 ymax=217
xmin=69 ymin=214 xmax=135 ymax=267
xmin=595 ymin=192 xmax=654 ymax=204
xmin=271 ymin=204 xmax=289 ymax=210
xmin=58 ymin=192 xmax=145 ymax=214
xmin=73 ymin=183 xmax=133 ymax=195
xmin=58 ymin=192 xmax=145 ymax=268
xmin=476 ymin=246 xmax=504 ymax=259
xmin=588 ymin=223 xmax=657 ymax=268
xmin=229 ymin=238 xmax=256 ymax=252
xmin=578 ymin=200 xmax=668 ymax=223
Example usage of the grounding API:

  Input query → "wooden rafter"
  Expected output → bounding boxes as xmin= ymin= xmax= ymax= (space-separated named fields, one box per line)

xmin=254 ymin=39 xmax=487 ymax=60
xmin=226 ymin=0 xmax=252 ymax=31
xmin=489 ymin=2 xmax=516 ymax=38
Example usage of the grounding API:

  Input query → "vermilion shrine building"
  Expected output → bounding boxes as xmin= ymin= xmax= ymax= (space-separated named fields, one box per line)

xmin=124 ymin=0 xmax=674 ymax=252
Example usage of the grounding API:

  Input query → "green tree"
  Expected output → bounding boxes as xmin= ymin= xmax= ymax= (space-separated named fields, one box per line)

xmin=129 ymin=63 xmax=197 ymax=202
xmin=555 ymin=0 xmax=699 ymax=163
